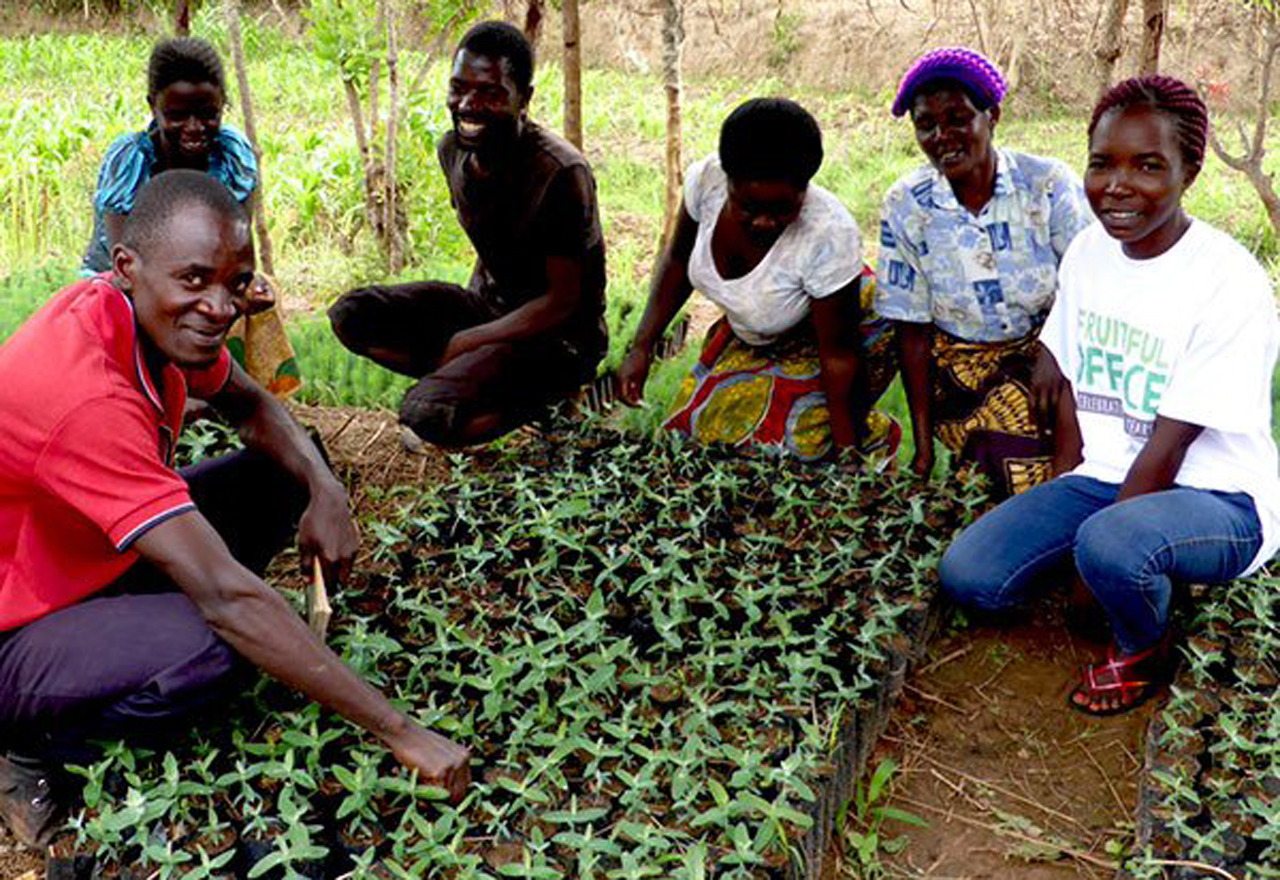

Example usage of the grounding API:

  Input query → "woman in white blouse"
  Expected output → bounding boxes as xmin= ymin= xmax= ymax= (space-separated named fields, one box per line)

xmin=618 ymin=98 xmax=896 ymax=463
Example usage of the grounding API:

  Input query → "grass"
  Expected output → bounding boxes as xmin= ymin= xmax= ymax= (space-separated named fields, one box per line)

xmin=1 ymin=15 xmax=1279 ymax=447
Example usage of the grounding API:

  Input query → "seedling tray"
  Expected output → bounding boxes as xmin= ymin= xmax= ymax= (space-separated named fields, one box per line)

xmin=47 ymin=429 xmax=983 ymax=879
xmin=1122 ymin=579 xmax=1279 ymax=880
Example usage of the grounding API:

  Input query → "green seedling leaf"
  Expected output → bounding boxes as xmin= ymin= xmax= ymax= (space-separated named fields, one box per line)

xmin=874 ymin=806 xmax=929 ymax=828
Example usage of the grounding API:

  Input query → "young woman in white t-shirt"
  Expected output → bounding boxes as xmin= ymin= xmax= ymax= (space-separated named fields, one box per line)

xmin=940 ymin=76 xmax=1280 ymax=715
xmin=617 ymin=98 xmax=898 ymax=462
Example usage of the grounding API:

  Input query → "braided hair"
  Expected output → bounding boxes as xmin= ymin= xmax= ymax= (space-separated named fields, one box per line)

xmin=1089 ymin=75 xmax=1208 ymax=170
xmin=147 ymin=37 xmax=226 ymax=103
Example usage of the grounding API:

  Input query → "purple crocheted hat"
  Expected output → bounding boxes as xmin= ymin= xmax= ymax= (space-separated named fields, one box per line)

xmin=891 ymin=47 xmax=1007 ymax=117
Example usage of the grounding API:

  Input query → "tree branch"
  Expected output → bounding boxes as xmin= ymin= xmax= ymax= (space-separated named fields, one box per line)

xmin=1248 ymin=16 xmax=1280 ymax=165
xmin=407 ymin=2 xmax=478 ymax=101
xmin=1206 ymin=123 xmax=1249 ymax=173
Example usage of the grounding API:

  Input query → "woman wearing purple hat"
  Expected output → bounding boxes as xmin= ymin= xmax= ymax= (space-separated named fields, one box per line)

xmin=876 ymin=47 xmax=1092 ymax=498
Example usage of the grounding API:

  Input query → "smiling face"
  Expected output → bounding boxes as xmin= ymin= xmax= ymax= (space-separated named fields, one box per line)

xmin=446 ymin=49 xmax=529 ymax=157
xmin=151 ymin=79 xmax=224 ymax=170
xmin=1086 ymin=104 xmax=1196 ymax=259
xmin=114 ymin=202 xmax=254 ymax=369
xmin=724 ymin=177 xmax=807 ymax=248
xmin=910 ymin=85 xmax=998 ymax=183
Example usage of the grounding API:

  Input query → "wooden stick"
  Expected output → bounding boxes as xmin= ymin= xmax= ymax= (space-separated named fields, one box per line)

xmin=915 ymin=752 xmax=1094 ymax=835
xmin=225 ymin=0 xmax=275 ymax=277
xmin=307 ymin=557 xmax=332 ymax=640
xmin=1146 ymin=860 xmax=1239 ymax=880
xmin=903 ymin=682 xmax=967 ymax=713
xmin=916 ymin=643 xmax=973 ymax=676
xmin=1076 ymin=739 xmax=1127 ymax=816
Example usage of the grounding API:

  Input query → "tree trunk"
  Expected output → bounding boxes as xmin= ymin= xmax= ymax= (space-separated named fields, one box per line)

xmin=370 ymin=1 xmax=385 ymax=145
xmin=1004 ymin=0 xmax=1029 ymax=93
xmin=1139 ymin=0 xmax=1164 ymax=74
xmin=965 ymin=0 xmax=990 ymax=55
xmin=385 ymin=4 xmax=404 ymax=273
xmin=343 ymin=77 xmax=384 ymax=239
xmin=1094 ymin=0 xmax=1129 ymax=97
xmin=661 ymin=0 xmax=684 ymax=243
xmin=523 ymin=0 xmax=544 ymax=49
xmin=562 ymin=0 xmax=583 ymax=150
xmin=175 ymin=0 xmax=192 ymax=35
xmin=225 ymin=0 xmax=274 ymax=275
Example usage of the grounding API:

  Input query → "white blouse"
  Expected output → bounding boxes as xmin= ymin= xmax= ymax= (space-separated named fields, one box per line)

xmin=684 ymin=154 xmax=863 ymax=346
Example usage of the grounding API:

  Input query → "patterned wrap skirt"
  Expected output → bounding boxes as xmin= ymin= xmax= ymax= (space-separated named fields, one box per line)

xmin=930 ymin=330 xmax=1053 ymax=498
xmin=664 ymin=271 xmax=900 ymax=464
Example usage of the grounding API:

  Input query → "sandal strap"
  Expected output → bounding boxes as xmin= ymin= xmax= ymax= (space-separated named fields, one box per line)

xmin=1084 ymin=658 xmax=1151 ymax=693
xmin=1105 ymin=639 xmax=1164 ymax=666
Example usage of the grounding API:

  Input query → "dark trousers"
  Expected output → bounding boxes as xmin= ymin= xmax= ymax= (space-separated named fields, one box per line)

xmin=328 ymin=281 xmax=600 ymax=446
xmin=0 ymin=450 xmax=306 ymax=765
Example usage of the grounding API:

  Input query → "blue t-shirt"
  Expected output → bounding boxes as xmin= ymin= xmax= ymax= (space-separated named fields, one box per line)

xmin=81 ymin=123 xmax=258 ymax=273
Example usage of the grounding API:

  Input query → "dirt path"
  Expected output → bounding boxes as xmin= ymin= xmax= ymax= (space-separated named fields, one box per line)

xmin=847 ymin=608 xmax=1157 ymax=879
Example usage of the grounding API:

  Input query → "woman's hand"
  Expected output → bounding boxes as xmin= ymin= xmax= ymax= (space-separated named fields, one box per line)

xmin=1031 ymin=344 xmax=1065 ymax=431
xmin=911 ymin=444 xmax=935 ymax=480
xmin=617 ymin=347 xmax=653 ymax=406
xmin=245 ymin=273 xmax=276 ymax=316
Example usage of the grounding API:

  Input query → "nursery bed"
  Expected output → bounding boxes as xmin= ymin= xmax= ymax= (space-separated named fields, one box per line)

xmin=42 ymin=427 xmax=983 ymax=879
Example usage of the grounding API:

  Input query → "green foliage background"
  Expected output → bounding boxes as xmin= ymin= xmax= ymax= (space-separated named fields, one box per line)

xmin=1 ymin=7 xmax=1278 ymax=446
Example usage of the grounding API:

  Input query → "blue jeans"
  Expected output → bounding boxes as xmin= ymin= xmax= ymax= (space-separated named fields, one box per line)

xmin=939 ymin=475 xmax=1262 ymax=653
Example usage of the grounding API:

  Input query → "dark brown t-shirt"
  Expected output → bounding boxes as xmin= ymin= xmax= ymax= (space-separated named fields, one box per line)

xmin=438 ymin=121 xmax=607 ymax=358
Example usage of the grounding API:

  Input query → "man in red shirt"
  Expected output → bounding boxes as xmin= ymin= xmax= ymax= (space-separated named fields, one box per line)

xmin=0 ymin=171 xmax=469 ymax=848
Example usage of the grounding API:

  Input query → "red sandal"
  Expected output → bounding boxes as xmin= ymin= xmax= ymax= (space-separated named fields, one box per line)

xmin=1069 ymin=639 xmax=1170 ymax=717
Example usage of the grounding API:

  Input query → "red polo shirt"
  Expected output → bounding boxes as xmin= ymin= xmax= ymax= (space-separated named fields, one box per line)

xmin=0 ymin=275 xmax=231 ymax=631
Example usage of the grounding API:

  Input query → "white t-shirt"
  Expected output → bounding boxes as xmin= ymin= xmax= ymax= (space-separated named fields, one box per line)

xmin=684 ymin=154 xmax=862 ymax=346
xmin=1042 ymin=220 xmax=1280 ymax=573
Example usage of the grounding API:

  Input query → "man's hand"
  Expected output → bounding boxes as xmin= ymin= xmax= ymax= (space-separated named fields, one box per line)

xmin=617 ymin=347 xmax=653 ymax=406
xmin=383 ymin=722 xmax=472 ymax=803
xmin=440 ymin=328 xmax=484 ymax=367
xmin=137 ymin=513 xmax=470 ymax=800
xmin=297 ymin=476 xmax=359 ymax=586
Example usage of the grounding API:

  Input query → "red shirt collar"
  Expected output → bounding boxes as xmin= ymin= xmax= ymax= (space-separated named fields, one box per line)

xmin=94 ymin=273 xmax=189 ymax=432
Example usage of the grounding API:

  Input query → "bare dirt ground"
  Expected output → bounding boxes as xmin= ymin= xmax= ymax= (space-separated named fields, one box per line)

xmin=0 ymin=843 xmax=39 ymax=879
xmin=840 ymin=606 xmax=1158 ymax=879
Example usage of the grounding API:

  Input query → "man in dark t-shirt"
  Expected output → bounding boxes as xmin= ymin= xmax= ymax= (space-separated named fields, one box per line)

xmin=329 ymin=20 xmax=607 ymax=448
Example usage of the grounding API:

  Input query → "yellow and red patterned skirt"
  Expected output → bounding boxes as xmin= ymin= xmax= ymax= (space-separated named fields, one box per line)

xmin=664 ymin=290 xmax=899 ymax=465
